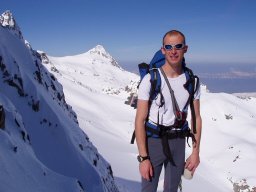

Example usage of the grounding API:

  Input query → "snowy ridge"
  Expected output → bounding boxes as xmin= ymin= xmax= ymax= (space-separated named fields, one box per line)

xmin=0 ymin=11 xmax=118 ymax=192
xmin=43 ymin=46 xmax=138 ymax=97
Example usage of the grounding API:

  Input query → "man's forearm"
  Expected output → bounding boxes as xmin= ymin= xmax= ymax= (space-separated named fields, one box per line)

xmin=193 ymin=116 xmax=202 ymax=154
xmin=135 ymin=121 xmax=148 ymax=156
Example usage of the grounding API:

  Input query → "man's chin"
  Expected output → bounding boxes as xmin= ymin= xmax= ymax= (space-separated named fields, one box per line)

xmin=167 ymin=58 xmax=181 ymax=64
xmin=169 ymin=61 xmax=181 ymax=66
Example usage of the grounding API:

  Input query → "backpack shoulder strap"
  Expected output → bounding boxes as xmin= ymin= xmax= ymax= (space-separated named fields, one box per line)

xmin=184 ymin=67 xmax=200 ymax=95
xmin=149 ymin=65 xmax=161 ymax=101
xmin=183 ymin=67 xmax=200 ymax=134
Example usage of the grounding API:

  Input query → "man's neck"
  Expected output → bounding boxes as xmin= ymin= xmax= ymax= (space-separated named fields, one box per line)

xmin=162 ymin=62 xmax=183 ymax=78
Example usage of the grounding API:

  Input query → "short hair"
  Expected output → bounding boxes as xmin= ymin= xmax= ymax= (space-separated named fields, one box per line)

xmin=162 ymin=30 xmax=186 ymax=45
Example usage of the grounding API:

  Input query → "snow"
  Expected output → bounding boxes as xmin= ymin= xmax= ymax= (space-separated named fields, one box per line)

xmin=1 ymin=10 xmax=256 ymax=192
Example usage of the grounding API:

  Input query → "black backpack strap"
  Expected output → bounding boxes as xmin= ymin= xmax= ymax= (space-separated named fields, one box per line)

xmin=149 ymin=67 xmax=158 ymax=101
xmin=190 ymin=96 xmax=197 ymax=134
xmin=130 ymin=132 xmax=136 ymax=144
xmin=183 ymin=67 xmax=200 ymax=135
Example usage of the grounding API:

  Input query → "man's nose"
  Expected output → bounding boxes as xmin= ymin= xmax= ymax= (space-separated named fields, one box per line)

xmin=171 ymin=48 xmax=177 ymax=54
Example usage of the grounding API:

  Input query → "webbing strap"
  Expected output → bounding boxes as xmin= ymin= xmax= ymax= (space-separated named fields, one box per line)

xmin=183 ymin=67 xmax=200 ymax=134
xmin=191 ymin=75 xmax=200 ymax=134
xmin=162 ymin=134 xmax=176 ymax=166
xmin=159 ymin=67 xmax=181 ymax=119
xmin=130 ymin=131 xmax=135 ymax=144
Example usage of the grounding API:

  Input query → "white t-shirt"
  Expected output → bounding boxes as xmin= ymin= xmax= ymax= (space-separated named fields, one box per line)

xmin=138 ymin=69 xmax=200 ymax=126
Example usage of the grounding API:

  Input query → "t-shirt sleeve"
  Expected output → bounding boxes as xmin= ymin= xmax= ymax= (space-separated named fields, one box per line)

xmin=137 ymin=74 xmax=151 ymax=101
xmin=193 ymin=78 xmax=201 ymax=100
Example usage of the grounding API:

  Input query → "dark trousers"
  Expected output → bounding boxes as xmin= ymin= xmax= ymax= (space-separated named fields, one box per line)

xmin=141 ymin=137 xmax=185 ymax=192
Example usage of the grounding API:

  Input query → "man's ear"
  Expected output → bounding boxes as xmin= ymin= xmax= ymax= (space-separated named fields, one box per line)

xmin=184 ymin=45 xmax=188 ymax=53
xmin=161 ymin=47 xmax=166 ymax=55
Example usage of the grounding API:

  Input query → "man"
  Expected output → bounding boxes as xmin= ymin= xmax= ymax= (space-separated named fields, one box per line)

xmin=135 ymin=30 xmax=202 ymax=192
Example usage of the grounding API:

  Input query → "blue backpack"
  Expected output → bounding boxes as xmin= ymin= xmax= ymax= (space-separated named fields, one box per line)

xmin=129 ymin=50 xmax=200 ymax=148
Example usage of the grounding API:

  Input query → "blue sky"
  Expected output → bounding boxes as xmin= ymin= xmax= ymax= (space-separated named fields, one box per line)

xmin=1 ymin=0 xmax=256 ymax=67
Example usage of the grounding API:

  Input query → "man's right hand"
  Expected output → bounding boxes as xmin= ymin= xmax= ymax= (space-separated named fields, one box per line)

xmin=139 ymin=160 xmax=153 ymax=181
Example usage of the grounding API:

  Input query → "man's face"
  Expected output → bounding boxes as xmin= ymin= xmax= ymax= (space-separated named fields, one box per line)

xmin=161 ymin=34 xmax=188 ymax=67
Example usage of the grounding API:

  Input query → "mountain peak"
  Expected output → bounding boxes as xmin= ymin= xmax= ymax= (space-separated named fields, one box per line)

xmin=94 ymin=44 xmax=106 ymax=52
xmin=89 ymin=45 xmax=109 ymax=56
xmin=1 ymin=10 xmax=16 ymax=27
xmin=88 ymin=45 xmax=122 ymax=69
xmin=0 ymin=10 xmax=23 ymax=39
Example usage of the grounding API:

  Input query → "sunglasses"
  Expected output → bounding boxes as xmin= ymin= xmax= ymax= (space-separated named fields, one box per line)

xmin=164 ymin=43 xmax=185 ymax=50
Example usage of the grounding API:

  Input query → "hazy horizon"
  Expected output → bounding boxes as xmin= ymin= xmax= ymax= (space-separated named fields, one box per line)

xmin=119 ymin=61 xmax=256 ymax=94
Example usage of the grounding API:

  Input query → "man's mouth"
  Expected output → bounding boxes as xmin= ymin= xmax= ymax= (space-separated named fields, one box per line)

xmin=169 ymin=55 xmax=179 ymax=60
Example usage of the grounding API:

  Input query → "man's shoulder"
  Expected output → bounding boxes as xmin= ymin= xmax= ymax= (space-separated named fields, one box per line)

xmin=140 ymin=73 xmax=151 ymax=84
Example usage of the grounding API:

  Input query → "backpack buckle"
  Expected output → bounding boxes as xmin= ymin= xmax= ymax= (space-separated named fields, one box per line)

xmin=176 ymin=111 xmax=184 ymax=121
xmin=173 ymin=111 xmax=187 ymax=128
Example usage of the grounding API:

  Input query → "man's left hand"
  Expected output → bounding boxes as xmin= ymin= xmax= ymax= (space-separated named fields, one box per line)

xmin=185 ymin=152 xmax=200 ymax=175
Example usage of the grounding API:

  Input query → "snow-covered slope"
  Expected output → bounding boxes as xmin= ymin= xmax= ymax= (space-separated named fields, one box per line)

xmin=0 ymin=10 xmax=118 ymax=192
xmin=196 ymin=90 xmax=256 ymax=192
xmin=43 ymin=46 xmax=256 ymax=191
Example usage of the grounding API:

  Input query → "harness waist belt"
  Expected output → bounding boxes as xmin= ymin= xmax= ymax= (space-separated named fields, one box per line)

xmin=145 ymin=121 xmax=195 ymax=166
